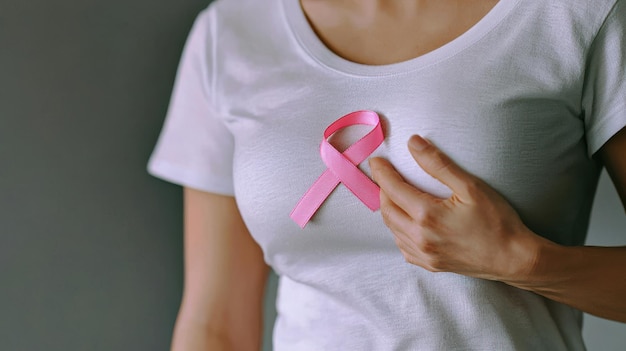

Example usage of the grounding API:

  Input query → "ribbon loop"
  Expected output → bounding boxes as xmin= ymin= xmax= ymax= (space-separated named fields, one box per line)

xmin=290 ymin=110 xmax=384 ymax=228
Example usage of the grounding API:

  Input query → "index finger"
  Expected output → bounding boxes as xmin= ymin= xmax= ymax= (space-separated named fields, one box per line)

xmin=408 ymin=135 xmax=478 ymax=201
xmin=369 ymin=157 xmax=436 ymax=216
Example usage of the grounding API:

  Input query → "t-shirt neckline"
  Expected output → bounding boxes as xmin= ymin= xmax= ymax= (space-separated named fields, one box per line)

xmin=282 ymin=0 xmax=521 ymax=77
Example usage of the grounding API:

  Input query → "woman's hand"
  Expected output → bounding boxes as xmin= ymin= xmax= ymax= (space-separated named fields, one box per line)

xmin=369 ymin=135 xmax=546 ymax=283
xmin=371 ymin=131 xmax=626 ymax=322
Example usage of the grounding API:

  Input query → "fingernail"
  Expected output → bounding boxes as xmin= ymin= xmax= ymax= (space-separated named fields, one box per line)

xmin=408 ymin=135 xmax=429 ymax=151
xmin=369 ymin=157 xmax=379 ymax=169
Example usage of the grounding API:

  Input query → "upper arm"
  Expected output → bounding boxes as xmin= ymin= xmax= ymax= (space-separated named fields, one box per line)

xmin=178 ymin=187 xmax=269 ymax=349
xmin=598 ymin=126 xmax=626 ymax=211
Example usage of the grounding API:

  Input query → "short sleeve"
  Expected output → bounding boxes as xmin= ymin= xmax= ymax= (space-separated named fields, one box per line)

xmin=582 ymin=0 xmax=626 ymax=157
xmin=147 ymin=7 xmax=235 ymax=195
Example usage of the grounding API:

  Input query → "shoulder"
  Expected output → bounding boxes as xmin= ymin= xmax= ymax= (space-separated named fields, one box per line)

xmin=204 ymin=0 xmax=284 ymax=33
xmin=184 ymin=0 xmax=288 ymax=63
xmin=186 ymin=0 xmax=296 ymax=112
xmin=514 ymin=0 xmax=620 ymax=30
xmin=509 ymin=0 xmax=623 ymax=57
xmin=189 ymin=0 xmax=288 ymax=59
xmin=532 ymin=0 xmax=622 ymax=33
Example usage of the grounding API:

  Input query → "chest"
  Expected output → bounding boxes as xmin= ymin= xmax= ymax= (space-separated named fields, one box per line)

xmin=222 ymin=72 xmax=595 ymax=269
xmin=212 ymin=0 xmax=600 ymax=272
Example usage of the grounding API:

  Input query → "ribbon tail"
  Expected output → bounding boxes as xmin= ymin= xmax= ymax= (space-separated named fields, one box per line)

xmin=290 ymin=169 xmax=341 ymax=228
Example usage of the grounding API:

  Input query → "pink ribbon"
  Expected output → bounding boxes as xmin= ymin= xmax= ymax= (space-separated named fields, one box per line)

xmin=290 ymin=110 xmax=384 ymax=228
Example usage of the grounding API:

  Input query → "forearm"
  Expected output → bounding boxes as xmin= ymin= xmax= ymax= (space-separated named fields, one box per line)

xmin=171 ymin=319 xmax=234 ymax=351
xmin=171 ymin=295 xmax=265 ymax=351
xmin=507 ymin=235 xmax=626 ymax=323
xmin=171 ymin=316 xmax=263 ymax=351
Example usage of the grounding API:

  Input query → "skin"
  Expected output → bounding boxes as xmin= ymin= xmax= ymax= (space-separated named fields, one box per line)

xmin=171 ymin=189 xmax=269 ymax=351
xmin=301 ymin=0 xmax=500 ymax=65
xmin=369 ymin=130 xmax=626 ymax=323
xmin=172 ymin=1 xmax=626 ymax=350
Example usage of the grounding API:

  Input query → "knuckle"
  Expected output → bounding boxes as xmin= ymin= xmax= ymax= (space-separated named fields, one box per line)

xmin=461 ymin=177 xmax=484 ymax=198
xmin=403 ymin=255 xmax=418 ymax=266
xmin=413 ymin=208 xmax=434 ymax=227
xmin=417 ymin=237 xmax=438 ymax=255
xmin=398 ymin=249 xmax=419 ymax=267
xmin=424 ymin=255 xmax=444 ymax=272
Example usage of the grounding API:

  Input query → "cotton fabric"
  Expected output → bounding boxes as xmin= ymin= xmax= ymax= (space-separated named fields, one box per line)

xmin=148 ymin=0 xmax=626 ymax=349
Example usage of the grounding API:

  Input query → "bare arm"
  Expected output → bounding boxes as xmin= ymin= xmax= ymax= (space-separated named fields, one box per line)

xmin=370 ymin=128 xmax=626 ymax=323
xmin=171 ymin=188 xmax=270 ymax=351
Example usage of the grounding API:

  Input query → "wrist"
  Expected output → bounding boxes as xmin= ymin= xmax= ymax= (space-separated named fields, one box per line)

xmin=499 ymin=227 xmax=566 ymax=290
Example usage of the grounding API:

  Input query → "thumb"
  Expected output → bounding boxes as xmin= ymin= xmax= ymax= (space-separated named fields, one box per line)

xmin=408 ymin=135 xmax=477 ymax=200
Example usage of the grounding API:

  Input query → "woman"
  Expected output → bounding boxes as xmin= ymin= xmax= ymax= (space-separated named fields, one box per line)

xmin=148 ymin=0 xmax=626 ymax=349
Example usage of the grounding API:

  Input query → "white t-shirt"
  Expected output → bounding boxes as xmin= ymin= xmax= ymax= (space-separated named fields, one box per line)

xmin=148 ymin=0 xmax=626 ymax=349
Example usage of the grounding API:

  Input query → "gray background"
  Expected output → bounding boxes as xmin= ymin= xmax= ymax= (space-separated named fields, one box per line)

xmin=1 ymin=0 xmax=624 ymax=350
